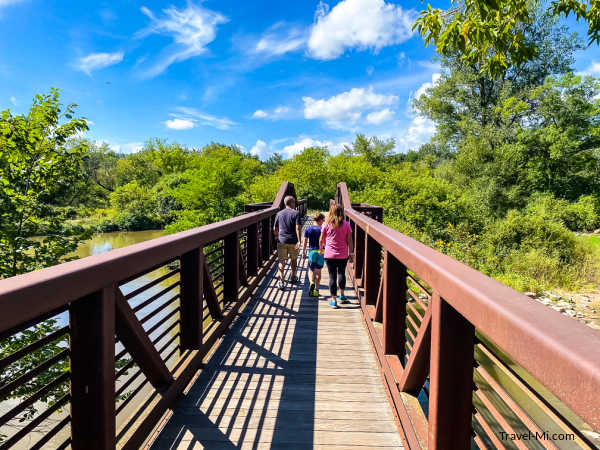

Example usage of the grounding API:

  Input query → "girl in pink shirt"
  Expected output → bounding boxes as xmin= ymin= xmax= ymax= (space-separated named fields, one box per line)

xmin=320 ymin=203 xmax=354 ymax=308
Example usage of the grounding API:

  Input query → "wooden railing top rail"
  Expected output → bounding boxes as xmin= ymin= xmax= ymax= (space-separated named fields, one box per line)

xmin=0 ymin=181 xmax=294 ymax=338
xmin=336 ymin=182 xmax=600 ymax=431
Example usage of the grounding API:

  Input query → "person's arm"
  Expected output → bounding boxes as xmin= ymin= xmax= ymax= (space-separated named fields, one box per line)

xmin=295 ymin=213 xmax=302 ymax=249
xmin=273 ymin=215 xmax=279 ymax=240
xmin=302 ymin=236 xmax=309 ymax=258
xmin=295 ymin=224 xmax=302 ymax=249
xmin=346 ymin=224 xmax=354 ymax=261
xmin=320 ymin=226 xmax=327 ymax=252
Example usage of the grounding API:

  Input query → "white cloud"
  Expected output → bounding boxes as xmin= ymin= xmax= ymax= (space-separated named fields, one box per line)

xmin=75 ymin=51 xmax=124 ymax=75
xmin=254 ymin=22 xmax=306 ymax=56
xmin=136 ymin=3 xmax=227 ymax=78
xmin=391 ymin=116 xmax=436 ymax=152
xmin=251 ymin=106 xmax=291 ymax=120
xmin=414 ymin=73 xmax=441 ymax=100
xmin=365 ymin=108 xmax=395 ymax=125
xmin=9 ymin=95 xmax=16 ymax=105
xmin=103 ymin=141 xmax=144 ymax=154
xmin=165 ymin=118 xmax=195 ymax=130
xmin=172 ymin=107 xmax=236 ymax=130
xmin=308 ymin=0 xmax=417 ymax=60
xmin=417 ymin=60 xmax=441 ymax=70
xmin=252 ymin=109 xmax=268 ymax=118
xmin=0 ymin=0 xmax=25 ymax=8
xmin=582 ymin=61 xmax=600 ymax=76
xmin=303 ymin=87 xmax=398 ymax=127
xmin=250 ymin=140 xmax=270 ymax=158
xmin=250 ymin=136 xmax=350 ymax=160
xmin=282 ymin=137 xmax=332 ymax=156
xmin=388 ymin=73 xmax=441 ymax=152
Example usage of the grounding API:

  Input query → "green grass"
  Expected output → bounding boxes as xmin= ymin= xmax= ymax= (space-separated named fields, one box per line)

xmin=584 ymin=234 xmax=600 ymax=250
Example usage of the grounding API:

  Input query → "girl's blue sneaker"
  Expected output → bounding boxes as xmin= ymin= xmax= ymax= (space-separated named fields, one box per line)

xmin=338 ymin=295 xmax=349 ymax=304
xmin=329 ymin=298 xmax=338 ymax=308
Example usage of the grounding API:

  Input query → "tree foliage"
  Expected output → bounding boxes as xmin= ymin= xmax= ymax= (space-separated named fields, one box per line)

xmin=415 ymin=0 xmax=596 ymax=79
xmin=0 ymin=89 xmax=91 ymax=278
xmin=0 ymin=90 xmax=91 ymax=426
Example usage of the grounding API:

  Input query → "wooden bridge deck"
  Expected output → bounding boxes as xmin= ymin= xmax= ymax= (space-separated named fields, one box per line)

xmin=148 ymin=256 xmax=403 ymax=449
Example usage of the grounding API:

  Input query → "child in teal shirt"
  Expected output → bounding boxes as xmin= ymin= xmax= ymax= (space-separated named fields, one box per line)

xmin=302 ymin=212 xmax=325 ymax=297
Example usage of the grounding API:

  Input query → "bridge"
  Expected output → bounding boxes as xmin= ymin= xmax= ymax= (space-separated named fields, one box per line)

xmin=0 ymin=181 xmax=599 ymax=449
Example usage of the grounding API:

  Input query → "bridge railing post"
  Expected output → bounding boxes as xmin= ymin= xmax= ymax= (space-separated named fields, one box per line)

xmin=224 ymin=231 xmax=240 ymax=303
xmin=247 ymin=223 xmax=259 ymax=277
xmin=180 ymin=247 xmax=204 ymax=349
xmin=261 ymin=217 xmax=271 ymax=262
xmin=69 ymin=287 xmax=116 ymax=450
xmin=428 ymin=293 xmax=475 ymax=449
xmin=364 ymin=233 xmax=381 ymax=306
xmin=354 ymin=225 xmax=365 ymax=285
xmin=383 ymin=251 xmax=407 ymax=359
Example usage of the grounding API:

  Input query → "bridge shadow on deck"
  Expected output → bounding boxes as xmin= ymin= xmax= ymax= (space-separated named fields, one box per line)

xmin=149 ymin=256 xmax=401 ymax=449
xmin=150 ymin=260 xmax=320 ymax=449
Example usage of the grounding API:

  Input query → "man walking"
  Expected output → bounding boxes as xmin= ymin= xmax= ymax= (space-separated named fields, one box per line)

xmin=273 ymin=195 xmax=302 ymax=290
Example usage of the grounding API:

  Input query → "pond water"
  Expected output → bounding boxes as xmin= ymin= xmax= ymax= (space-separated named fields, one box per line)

xmin=0 ymin=230 xmax=174 ymax=449
xmin=72 ymin=230 xmax=166 ymax=258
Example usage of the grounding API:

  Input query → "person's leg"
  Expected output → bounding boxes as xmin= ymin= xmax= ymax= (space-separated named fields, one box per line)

xmin=315 ymin=268 xmax=322 ymax=290
xmin=325 ymin=259 xmax=338 ymax=296
xmin=290 ymin=244 xmax=298 ymax=282
xmin=277 ymin=243 xmax=286 ymax=281
xmin=337 ymin=259 xmax=348 ymax=301
xmin=325 ymin=259 xmax=338 ymax=307
xmin=308 ymin=266 xmax=317 ymax=296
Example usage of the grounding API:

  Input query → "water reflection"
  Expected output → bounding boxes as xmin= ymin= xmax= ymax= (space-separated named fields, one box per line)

xmin=73 ymin=230 xmax=166 ymax=258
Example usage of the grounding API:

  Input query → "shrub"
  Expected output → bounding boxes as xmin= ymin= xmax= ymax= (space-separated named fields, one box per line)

xmin=524 ymin=193 xmax=600 ymax=232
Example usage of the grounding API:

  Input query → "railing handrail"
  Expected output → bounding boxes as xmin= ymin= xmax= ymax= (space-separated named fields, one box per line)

xmin=337 ymin=182 xmax=600 ymax=431
xmin=0 ymin=181 xmax=294 ymax=338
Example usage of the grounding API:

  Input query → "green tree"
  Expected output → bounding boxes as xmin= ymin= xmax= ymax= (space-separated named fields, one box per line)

xmin=164 ymin=144 xmax=262 ymax=232
xmin=145 ymin=138 xmax=191 ymax=175
xmin=343 ymin=134 xmax=396 ymax=168
xmin=263 ymin=153 xmax=284 ymax=174
xmin=0 ymin=89 xmax=91 ymax=426
xmin=415 ymin=0 xmax=594 ymax=79
xmin=0 ymin=89 xmax=91 ymax=277
xmin=114 ymin=150 xmax=160 ymax=187
xmin=414 ymin=8 xmax=581 ymax=147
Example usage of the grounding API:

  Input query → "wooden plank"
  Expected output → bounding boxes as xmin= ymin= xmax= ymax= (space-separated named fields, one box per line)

xmin=180 ymin=248 xmax=203 ymax=349
xmin=148 ymin=247 xmax=403 ymax=450
xmin=163 ymin=417 xmax=397 ymax=433
xmin=121 ymin=254 xmax=278 ymax=450
xmin=348 ymin=253 xmax=425 ymax=450
xmin=428 ymin=293 xmax=475 ymax=449
xmin=115 ymin=290 xmax=174 ymax=390
xmin=157 ymin=428 xmax=402 ymax=447
xmin=69 ymin=287 xmax=116 ymax=450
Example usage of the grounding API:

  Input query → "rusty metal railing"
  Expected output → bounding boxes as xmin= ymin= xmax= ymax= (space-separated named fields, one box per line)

xmin=0 ymin=181 xmax=300 ymax=450
xmin=336 ymin=182 xmax=600 ymax=450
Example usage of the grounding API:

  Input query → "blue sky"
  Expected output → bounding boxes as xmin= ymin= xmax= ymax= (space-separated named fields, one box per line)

xmin=1 ymin=0 xmax=599 ymax=159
